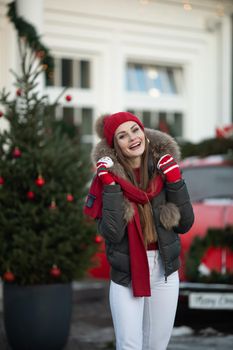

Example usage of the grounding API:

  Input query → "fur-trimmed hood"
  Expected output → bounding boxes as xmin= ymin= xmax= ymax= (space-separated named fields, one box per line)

xmin=91 ymin=127 xmax=181 ymax=229
xmin=92 ymin=128 xmax=181 ymax=176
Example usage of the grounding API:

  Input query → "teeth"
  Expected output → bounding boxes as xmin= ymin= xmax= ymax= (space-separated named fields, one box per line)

xmin=130 ymin=142 xmax=140 ymax=149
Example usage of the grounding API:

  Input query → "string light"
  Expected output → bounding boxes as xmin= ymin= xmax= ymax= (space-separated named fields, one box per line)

xmin=183 ymin=0 xmax=192 ymax=11
xmin=148 ymin=88 xmax=160 ymax=98
xmin=216 ymin=1 xmax=225 ymax=17
xmin=139 ymin=0 xmax=150 ymax=5
xmin=147 ymin=68 xmax=158 ymax=80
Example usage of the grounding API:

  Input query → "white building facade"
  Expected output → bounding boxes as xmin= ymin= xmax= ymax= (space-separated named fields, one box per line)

xmin=0 ymin=0 xmax=233 ymax=148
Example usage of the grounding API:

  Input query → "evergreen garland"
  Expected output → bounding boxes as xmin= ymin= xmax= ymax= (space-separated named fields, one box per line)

xmin=7 ymin=1 xmax=54 ymax=81
xmin=180 ymin=138 xmax=233 ymax=159
xmin=186 ymin=226 xmax=233 ymax=284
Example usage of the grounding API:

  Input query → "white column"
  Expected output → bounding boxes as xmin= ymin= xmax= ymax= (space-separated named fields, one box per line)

xmin=16 ymin=0 xmax=45 ymax=90
xmin=0 ymin=16 xmax=17 ymax=91
xmin=220 ymin=16 xmax=232 ymax=126
xmin=16 ymin=0 xmax=44 ymax=35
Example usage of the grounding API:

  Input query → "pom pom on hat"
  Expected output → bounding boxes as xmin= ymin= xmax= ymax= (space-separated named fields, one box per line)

xmin=95 ymin=112 xmax=144 ymax=147
xmin=95 ymin=114 xmax=108 ymax=140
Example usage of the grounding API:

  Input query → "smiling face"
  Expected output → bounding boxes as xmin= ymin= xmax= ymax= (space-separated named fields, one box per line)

xmin=114 ymin=121 xmax=146 ymax=168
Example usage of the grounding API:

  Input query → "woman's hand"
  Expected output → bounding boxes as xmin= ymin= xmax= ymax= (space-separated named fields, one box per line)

xmin=157 ymin=154 xmax=181 ymax=183
xmin=96 ymin=157 xmax=115 ymax=185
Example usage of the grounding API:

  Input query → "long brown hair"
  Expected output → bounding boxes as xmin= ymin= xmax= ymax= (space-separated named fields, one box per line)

xmin=113 ymin=137 xmax=157 ymax=245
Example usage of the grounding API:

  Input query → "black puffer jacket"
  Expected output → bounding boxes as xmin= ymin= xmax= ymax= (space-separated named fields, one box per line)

xmin=93 ymin=128 xmax=194 ymax=286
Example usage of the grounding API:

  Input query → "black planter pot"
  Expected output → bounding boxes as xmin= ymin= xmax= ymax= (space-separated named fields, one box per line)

xmin=3 ymin=283 xmax=72 ymax=350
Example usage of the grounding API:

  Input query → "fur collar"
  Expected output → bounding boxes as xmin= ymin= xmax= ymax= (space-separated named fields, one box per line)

xmin=92 ymin=128 xmax=181 ymax=174
xmin=91 ymin=129 xmax=181 ymax=229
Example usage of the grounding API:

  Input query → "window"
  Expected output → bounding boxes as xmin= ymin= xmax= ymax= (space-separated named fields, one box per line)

xmin=62 ymin=59 xmax=73 ymax=87
xmin=46 ymin=58 xmax=91 ymax=88
xmin=126 ymin=63 xmax=183 ymax=96
xmin=80 ymin=61 xmax=91 ymax=88
xmin=127 ymin=109 xmax=183 ymax=138
xmin=182 ymin=166 xmax=233 ymax=202
xmin=56 ymin=107 xmax=93 ymax=151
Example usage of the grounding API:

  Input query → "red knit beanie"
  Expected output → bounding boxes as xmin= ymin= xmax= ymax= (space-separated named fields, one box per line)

xmin=103 ymin=112 xmax=144 ymax=147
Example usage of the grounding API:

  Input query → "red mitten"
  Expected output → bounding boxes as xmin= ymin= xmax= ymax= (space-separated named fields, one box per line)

xmin=157 ymin=154 xmax=181 ymax=183
xmin=96 ymin=157 xmax=115 ymax=185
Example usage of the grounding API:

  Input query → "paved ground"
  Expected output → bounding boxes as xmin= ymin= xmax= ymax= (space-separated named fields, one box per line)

xmin=1 ymin=279 xmax=233 ymax=349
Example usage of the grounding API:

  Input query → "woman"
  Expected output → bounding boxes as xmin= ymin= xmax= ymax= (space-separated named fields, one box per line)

xmin=84 ymin=112 xmax=194 ymax=350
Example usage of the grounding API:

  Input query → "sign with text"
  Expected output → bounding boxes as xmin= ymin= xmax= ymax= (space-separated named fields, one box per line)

xmin=189 ymin=293 xmax=233 ymax=310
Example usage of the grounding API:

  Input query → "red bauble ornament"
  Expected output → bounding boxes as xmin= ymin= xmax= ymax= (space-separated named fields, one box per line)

xmin=3 ymin=271 xmax=15 ymax=282
xmin=66 ymin=193 xmax=74 ymax=202
xmin=35 ymin=175 xmax=45 ymax=187
xmin=65 ymin=95 xmax=72 ymax=102
xmin=50 ymin=265 xmax=61 ymax=277
xmin=12 ymin=147 xmax=22 ymax=158
xmin=49 ymin=199 xmax=57 ymax=210
xmin=0 ymin=176 xmax=4 ymax=185
xmin=16 ymin=89 xmax=22 ymax=97
xmin=95 ymin=235 xmax=103 ymax=244
xmin=27 ymin=191 xmax=35 ymax=200
xmin=0 ymin=111 xmax=3 ymax=117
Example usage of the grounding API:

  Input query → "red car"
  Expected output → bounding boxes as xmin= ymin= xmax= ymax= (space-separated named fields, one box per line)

xmin=175 ymin=154 xmax=233 ymax=330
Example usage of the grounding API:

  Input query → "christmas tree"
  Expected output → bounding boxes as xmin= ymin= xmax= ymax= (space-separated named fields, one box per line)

xmin=0 ymin=36 xmax=97 ymax=286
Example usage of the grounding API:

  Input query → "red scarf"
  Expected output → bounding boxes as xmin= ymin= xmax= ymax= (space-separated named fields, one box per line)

xmin=84 ymin=174 xmax=164 ymax=297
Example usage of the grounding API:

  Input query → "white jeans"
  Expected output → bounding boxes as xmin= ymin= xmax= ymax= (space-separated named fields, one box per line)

xmin=109 ymin=250 xmax=179 ymax=350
